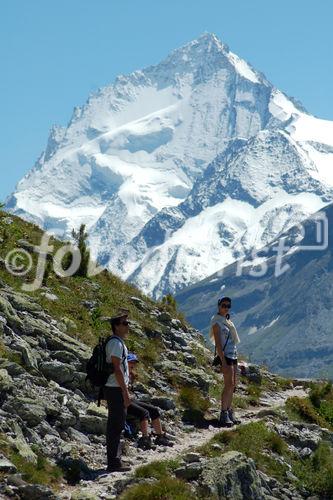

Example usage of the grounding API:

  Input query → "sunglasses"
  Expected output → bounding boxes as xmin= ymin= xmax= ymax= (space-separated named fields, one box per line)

xmin=219 ymin=303 xmax=231 ymax=309
xmin=120 ymin=320 xmax=129 ymax=326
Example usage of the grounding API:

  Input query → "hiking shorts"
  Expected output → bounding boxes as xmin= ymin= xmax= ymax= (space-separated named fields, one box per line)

xmin=224 ymin=356 xmax=238 ymax=366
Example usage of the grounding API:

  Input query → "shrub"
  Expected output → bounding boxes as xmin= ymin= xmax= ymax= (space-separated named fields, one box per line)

xmin=285 ymin=397 xmax=329 ymax=429
xmin=292 ymin=442 xmax=333 ymax=498
xmin=178 ymin=386 xmax=210 ymax=425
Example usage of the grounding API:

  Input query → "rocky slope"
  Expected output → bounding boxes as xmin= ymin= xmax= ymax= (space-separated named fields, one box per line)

xmin=5 ymin=33 xmax=333 ymax=299
xmin=1 ymin=211 xmax=333 ymax=499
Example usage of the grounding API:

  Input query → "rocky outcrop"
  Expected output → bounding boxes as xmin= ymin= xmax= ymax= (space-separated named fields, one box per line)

xmin=0 ymin=279 xmax=213 ymax=498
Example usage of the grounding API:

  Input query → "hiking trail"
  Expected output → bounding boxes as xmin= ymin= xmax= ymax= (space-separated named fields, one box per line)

xmin=59 ymin=385 xmax=308 ymax=499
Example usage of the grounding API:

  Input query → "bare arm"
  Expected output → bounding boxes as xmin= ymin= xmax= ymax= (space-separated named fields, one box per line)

xmin=111 ymin=355 xmax=130 ymax=407
xmin=213 ymin=324 xmax=225 ymax=361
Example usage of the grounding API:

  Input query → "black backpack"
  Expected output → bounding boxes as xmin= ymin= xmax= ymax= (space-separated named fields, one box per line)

xmin=85 ymin=335 xmax=126 ymax=406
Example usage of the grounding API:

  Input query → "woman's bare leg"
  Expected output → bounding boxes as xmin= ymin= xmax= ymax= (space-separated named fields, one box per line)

xmin=232 ymin=364 xmax=238 ymax=393
xmin=221 ymin=363 xmax=234 ymax=410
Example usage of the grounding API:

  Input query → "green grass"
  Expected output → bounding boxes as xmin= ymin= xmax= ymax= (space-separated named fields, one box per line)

xmin=0 ymin=434 xmax=63 ymax=488
xmin=285 ymin=396 xmax=332 ymax=430
xmin=292 ymin=442 xmax=333 ymax=498
xmin=177 ymin=386 xmax=210 ymax=424
xmin=135 ymin=459 xmax=181 ymax=480
xmin=197 ymin=421 xmax=289 ymax=482
xmin=197 ymin=417 xmax=333 ymax=499
xmin=120 ymin=477 xmax=197 ymax=500
xmin=0 ymin=337 xmax=25 ymax=366
xmin=245 ymin=383 xmax=262 ymax=406
xmin=0 ymin=209 xmax=191 ymax=375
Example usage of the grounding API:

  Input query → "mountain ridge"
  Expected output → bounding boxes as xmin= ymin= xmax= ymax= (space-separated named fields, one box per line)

xmin=5 ymin=32 xmax=333 ymax=299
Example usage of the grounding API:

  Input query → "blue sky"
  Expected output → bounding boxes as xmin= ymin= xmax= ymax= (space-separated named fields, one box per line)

xmin=1 ymin=0 xmax=332 ymax=201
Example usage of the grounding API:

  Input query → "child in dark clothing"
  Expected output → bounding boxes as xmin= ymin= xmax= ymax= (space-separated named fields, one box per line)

xmin=126 ymin=353 xmax=174 ymax=450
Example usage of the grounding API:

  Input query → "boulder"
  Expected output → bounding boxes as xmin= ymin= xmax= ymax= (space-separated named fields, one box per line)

xmin=39 ymin=360 xmax=75 ymax=385
xmin=184 ymin=452 xmax=202 ymax=463
xmin=67 ymin=427 xmax=90 ymax=445
xmin=17 ymin=483 xmax=58 ymax=500
xmin=79 ymin=414 xmax=107 ymax=435
xmin=0 ymin=456 xmax=17 ymax=473
xmin=3 ymin=397 xmax=46 ymax=427
xmin=175 ymin=462 xmax=203 ymax=480
xmin=150 ymin=397 xmax=176 ymax=410
xmin=199 ymin=451 xmax=264 ymax=499
xmin=41 ymin=292 xmax=59 ymax=301
xmin=272 ymin=421 xmax=322 ymax=451
xmin=5 ymin=291 xmax=43 ymax=313
xmin=0 ymin=368 xmax=14 ymax=392
xmin=7 ymin=422 xmax=37 ymax=464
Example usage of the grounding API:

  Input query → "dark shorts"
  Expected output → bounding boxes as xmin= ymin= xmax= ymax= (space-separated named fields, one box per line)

xmin=224 ymin=356 xmax=238 ymax=366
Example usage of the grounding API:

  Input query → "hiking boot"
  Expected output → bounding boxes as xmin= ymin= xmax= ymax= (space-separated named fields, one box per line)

xmin=154 ymin=433 xmax=174 ymax=447
xmin=106 ymin=460 xmax=131 ymax=473
xmin=137 ymin=435 xmax=152 ymax=450
xmin=218 ymin=409 xmax=234 ymax=428
xmin=228 ymin=407 xmax=241 ymax=425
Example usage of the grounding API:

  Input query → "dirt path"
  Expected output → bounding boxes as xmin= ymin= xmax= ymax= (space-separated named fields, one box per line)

xmin=58 ymin=385 xmax=308 ymax=499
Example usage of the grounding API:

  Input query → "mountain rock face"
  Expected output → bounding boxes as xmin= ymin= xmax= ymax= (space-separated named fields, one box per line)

xmin=5 ymin=33 xmax=333 ymax=298
xmin=175 ymin=202 xmax=333 ymax=379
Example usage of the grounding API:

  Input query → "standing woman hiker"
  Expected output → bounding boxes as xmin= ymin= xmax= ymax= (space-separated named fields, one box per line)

xmin=210 ymin=296 xmax=241 ymax=427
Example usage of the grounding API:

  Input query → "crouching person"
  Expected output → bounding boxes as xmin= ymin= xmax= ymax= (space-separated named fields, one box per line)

xmin=127 ymin=353 xmax=174 ymax=450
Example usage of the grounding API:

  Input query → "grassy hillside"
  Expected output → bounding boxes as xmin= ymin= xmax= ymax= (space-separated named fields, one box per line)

xmin=0 ymin=207 xmax=190 ymax=349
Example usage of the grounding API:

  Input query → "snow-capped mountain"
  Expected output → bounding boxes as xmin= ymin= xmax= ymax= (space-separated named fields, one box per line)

xmin=174 ymin=201 xmax=333 ymax=379
xmin=5 ymin=33 xmax=333 ymax=299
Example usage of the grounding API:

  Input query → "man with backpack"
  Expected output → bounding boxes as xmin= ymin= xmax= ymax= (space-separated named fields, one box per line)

xmin=103 ymin=308 xmax=131 ymax=472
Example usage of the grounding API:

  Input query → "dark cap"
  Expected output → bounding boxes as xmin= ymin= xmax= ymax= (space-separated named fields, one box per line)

xmin=101 ymin=308 xmax=130 ymax=324
xmin=218 ymin=296 xmax=231 ymax=306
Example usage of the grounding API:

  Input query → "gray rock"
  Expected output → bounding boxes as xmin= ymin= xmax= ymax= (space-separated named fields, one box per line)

xmin=41 ymin=292 xmax=59 ymax=301
xmin=273 ymin=422 xmax=322 ymax=450
xmin=39 ymin=360 xmax=75 ymax=385
xmin=3 ymin=397 xmax=46 ymax=427
xmin=17 ymin=483 xmax=58 ymax=499
xmin=79 ymin=414 xmax=107 ymax=435
xmin=175 ymin=462 xmax=203 ymax=480
xmin=299 ymin=447 xmax=312 ymax=457
xmin=200 ymin=451 xmax=264 ymax=499
xmin=6 ymin=422 xmax=37 ymax=464
xmin=184 ymin=452 xmax=202 ymax=463
xmin=0 ymin=456 xmax=17 ymax=473
xmin=67 ymin=427 xmax=91 ymax=445
xmin=0 ymin=368 xmax=14 ymax=391
xmin=60 ymin=316 xmax=77 ymax=331
xmin=51 ymin=350 xmax=80 ymax=365
xmin=70 ymin=491 xmax=100 ymax=500
xmin=5 ymin=291 xmax=43 ymax=313
xmin=211 ymin=443 xmax=222 ymax=451
xmin=244 ymin=365 xmax=263 ymax=384
xmin=6 ymin=473 xmax=27 ymax=487
xmin=130 ymin=296 xmax=150 ymax=312
xmin=0 ymin=359 xmax=26 ymax=376
xmin=151 ymin=397 xmax=176 ymax=410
